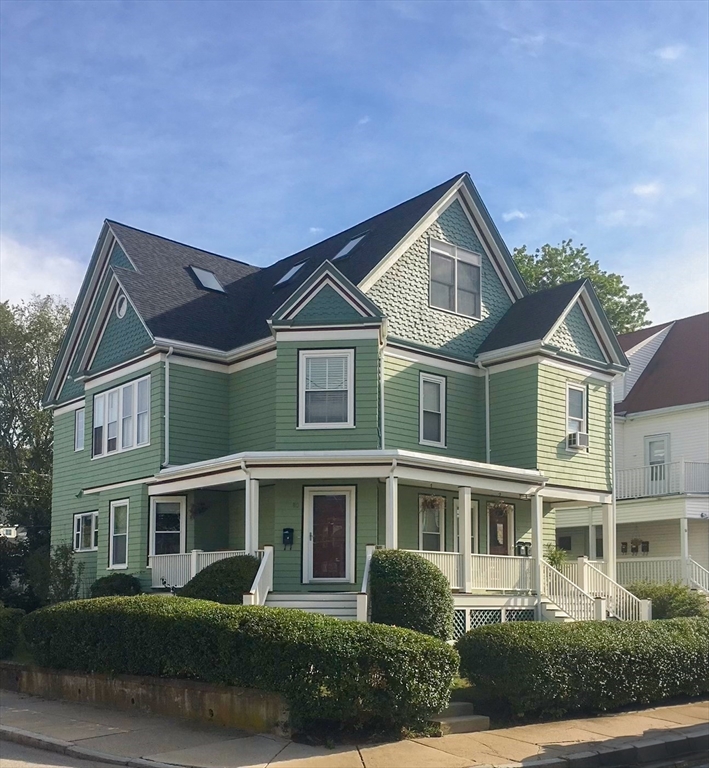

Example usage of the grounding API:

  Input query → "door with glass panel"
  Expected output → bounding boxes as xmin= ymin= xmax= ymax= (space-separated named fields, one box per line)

xmin=645 ymin=435 xmax=670 ymax=495
xmin=305 ymin=488 xmax=354 ymax=582
xmin=150 ymin=497 xmax=186 ymax=556
xmin=487 ymin=502 xmax=513 ymax=556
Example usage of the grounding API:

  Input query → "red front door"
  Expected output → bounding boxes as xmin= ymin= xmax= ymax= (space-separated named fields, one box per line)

xmin=311 ymin=494 xmax=347 ymax=579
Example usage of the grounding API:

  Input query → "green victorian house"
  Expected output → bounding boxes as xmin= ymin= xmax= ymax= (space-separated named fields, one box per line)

xmin=44 ymin=173 xmax=646 ymax=636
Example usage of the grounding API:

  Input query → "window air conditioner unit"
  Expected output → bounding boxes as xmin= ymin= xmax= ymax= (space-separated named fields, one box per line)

xmin=568 ymin=432 xmax=589 ymax=449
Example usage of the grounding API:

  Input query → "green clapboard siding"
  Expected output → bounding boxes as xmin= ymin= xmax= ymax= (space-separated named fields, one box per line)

xmin=229 ymin=359 xmax=277 ymax=452
xmin=383 ymin=354 xmax=484 ymax=460
xmin=536 ymin=364 xmax=611 ymax=491
xmin=275 ymin=339 xmax=379 ymax=450
xmin=169 ymin=365 xmax=229 ymax=465
xmin=290 ymin=285 xmax=363 ymax=325
xmin=489 ymin=365 xmax=538 ymax=469
xmin=89 ymin=300 xmax=152 ymax=374
xmin=549 ymin=303 xmax=605 ymax=362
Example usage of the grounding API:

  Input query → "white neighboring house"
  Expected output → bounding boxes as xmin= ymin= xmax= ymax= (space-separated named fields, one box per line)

xmin=556 ymin=312 xmax=709 ymax=595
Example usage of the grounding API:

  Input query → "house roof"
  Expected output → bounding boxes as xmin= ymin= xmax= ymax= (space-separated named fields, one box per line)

xmin=475 ymin=279 xmax=587 ymax=354
xmin=615 ymin=320 xmax=674 ymax=353
xmin=108 ymin=173 xmax=468 ymax=350
xmin=616 ymin=312 xmax=709 ymax=414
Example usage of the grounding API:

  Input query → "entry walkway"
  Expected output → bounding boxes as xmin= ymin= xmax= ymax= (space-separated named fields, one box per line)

xmin=1 ymin=689 xmax=707 ymax=768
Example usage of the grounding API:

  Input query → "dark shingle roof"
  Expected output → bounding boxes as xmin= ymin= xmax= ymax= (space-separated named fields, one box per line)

xmin=617 ymin=312 xmax=709 ymax=414
xmin=475 ymin=279 xmax=586 ymax=355
xmin=108 ymin=174 xmax=465 ymax=350
xmin=615 ymin=320 xmax=673 ymax=353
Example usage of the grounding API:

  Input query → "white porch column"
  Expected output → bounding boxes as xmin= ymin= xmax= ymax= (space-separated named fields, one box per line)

xmin=601 ymin=503 xmax=616 ymax=582
xmin=679 ymin=518 xmax=690 ymax=585
xmin=385 ymin=474 xmax=398 ymax=549
xmin=245 ymin=478 xmax=260 ymax=555
xmin=459 ymin=486 xmax=473 ymax=593
xmin=531 ymin=493 xmax=544 ymax=594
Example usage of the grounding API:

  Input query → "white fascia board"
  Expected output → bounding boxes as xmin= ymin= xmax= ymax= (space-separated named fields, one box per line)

xmin=84 ymin=353 xmax=163 ymax=391
xmin=151 ymin=335 xmax=276 ymax=364
xmin=383 ymin=346 xmax=480 ymax=376
xmin=53 ymin=398 xmax=86 ymax=416
xmin=282 ymin=277 xmax=370 ymax=320
xmin=77 ymin=275 xmax=120 ymax=373
xmin=475 ymin=340 xmax=544 ymax=364
xmin=275 ymin=328 xmax=381 ymax=342
xmin=624 ymin=401 xmax=709 ymax=420
xmin=538 ymin=486 xmax=612 ymax=505
xmin=83 ymin=476 xmax=153 ymax=495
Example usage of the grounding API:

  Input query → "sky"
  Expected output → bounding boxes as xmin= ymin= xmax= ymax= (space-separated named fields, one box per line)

xmin=1 ymin=0 xmax=707 ymax=325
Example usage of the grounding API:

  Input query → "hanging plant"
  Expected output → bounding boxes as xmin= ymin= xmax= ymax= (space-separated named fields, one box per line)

xmin=419 ymin=494 xmax=444 ymax=511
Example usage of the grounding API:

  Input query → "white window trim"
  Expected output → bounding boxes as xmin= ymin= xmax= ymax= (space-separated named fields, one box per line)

xmin=418 ymin=494 xmax=446 ymax=551
xmin=303 ymin=486 xmax=356 ymax=584
xmin=73 ymin=511 xmax=98 ymax=552
xmin=74 ymin=407 xmax=85 ymax=452
xmin=644 ymin=433 xmax=671 ymax=466
xmin=419 ymin=372 xmax=446 ymax=448
xmin=109 ymin=499 xmax=129 ymax=570
xmin=485 ymin=502 xmax=515 ymax=556
xmin=92 ymin=375 xmax=150 ymax=459
xmin=565 ymin=382 xmax=588 ymax=452
xmin=429 ymin=238 xmax=483 ymax=320
xmin=149 ymin=496 xmax=187 ymax=559
xmin=298 ymin=349 xmax=355 ymax=430
xmin=454 ymin=498 xmax=479 ymax=555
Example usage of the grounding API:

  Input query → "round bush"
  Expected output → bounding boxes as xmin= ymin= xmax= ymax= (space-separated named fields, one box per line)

xmin=179 ymin=555 xmax=260 ymax=604
xmin=626 ymin=581 xmax=708 ymax=619
xmin=90 ymin=574 xmax=142 ymax=598
xmin=369 ymin=549 xmax=453 ymax=640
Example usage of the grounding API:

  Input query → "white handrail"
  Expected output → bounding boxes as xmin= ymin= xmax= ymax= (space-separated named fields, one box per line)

xmin=616 ymin=557 xmax=683 ymax=585
xmin=242 ymin=545 xmax=273 ymax=606
xmin=540 ymin=560 xmax=596 ymax=621
xmin=470 ymin=553 xmax=534 ymax=592
xmin=584 ymin=560 xmax=645 ymax=621
xmin=689 ymin=558 xmax=709 ymax=595
xmin=357 ymin=544 xmax=376 ymax=621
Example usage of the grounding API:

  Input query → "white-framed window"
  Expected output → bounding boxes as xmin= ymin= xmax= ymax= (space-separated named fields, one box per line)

xmin=73 ymin=511 xmax=98 ymax=552
xmin=109 ymin=500 xmax=129 ymax=569
xmin=74 ymin=407 xmax=85 ymax=451
xmin=566 ymin=383 xmax=587 ymax=435
xmin=420 ymin=372 xmax=446 ymax=447
xmin=298 ymin=349 xmax=355 ymax=429
xmin=429 ymin=238 xmax=482 ymax=319
xmin=419 ymin=494 xmax=445 ymax=551
xmin=92 ymin=376 xmax=150 ymax=457
xmin=149 ymin=497 xmax=186 ymax=557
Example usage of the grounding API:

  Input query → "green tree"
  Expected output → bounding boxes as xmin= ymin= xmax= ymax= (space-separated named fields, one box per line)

xmin=0 ymin=295 xmax=71 ymax=609
xmin=513 ymin=240 xmax=650 ymax=334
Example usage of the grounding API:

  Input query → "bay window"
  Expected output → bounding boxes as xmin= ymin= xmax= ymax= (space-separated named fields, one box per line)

xmin=92 ymin=375 xmax=150 ymax=457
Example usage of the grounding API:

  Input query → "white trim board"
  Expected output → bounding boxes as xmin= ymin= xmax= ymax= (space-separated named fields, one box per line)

xmin=384 ymin=347 xmax=480 ymax=376
xmin=276 ymin=328 xmax=381 ymax=342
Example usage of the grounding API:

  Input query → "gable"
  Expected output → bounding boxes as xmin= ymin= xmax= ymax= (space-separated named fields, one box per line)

xmin=289 ymin=283 xmax=365 ymax=326
xmin=366 ymin=197 xmax=514 ymax=360
xmin=88 ymin=295 xmax=153 ymax=374
xmin=549 ymin=302 xmax=605 ymax=362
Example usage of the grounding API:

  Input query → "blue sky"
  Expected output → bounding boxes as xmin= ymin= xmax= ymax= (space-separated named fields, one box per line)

xmin=1 ymin=0 xmax=707 ymax=324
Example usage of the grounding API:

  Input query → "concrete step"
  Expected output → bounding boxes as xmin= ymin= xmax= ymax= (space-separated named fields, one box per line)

xmin=265 ymin=592 xmax=358 ymax=621
xmin=434 ymin=702 xmax=489 ymax=734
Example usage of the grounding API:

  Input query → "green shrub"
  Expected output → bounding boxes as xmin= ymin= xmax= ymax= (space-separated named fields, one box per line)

xmin=179 ymin=555 xmax=260 ymax=604
xmin=90 ymin=574 xmax=142 ymax=598
xmin=22 ymin=595 xmax=458 ymax=731
xmin=0 ymin=605 xmax=24 ymax=659
xmin=457 ymin=618 xmax=709 ymax=719
xmin=369 ymin=549 xmax=453 ymax=640
xmin=626 ymin=581 xmax=708 ymax=620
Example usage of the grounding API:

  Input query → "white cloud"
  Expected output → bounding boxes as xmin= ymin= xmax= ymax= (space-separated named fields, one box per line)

xmin=0 ymin=234 xmax=84 ymax=305
xmin=510 ymin=33 xmax=546 ymax=55
xmin=309 ymin=226 xmax=324 ymax=235
xmin=632 ymin=181 xmax=662 ymax=197
xmin=596 ymin=208 xmax=653 ymax=228
xmin=357 ymin=116 xmax=371 ymax=126
xmin=655 ymin=45 xmax=686 ymax=61
xmin=502 ymin=209 xmax=528 ymax=222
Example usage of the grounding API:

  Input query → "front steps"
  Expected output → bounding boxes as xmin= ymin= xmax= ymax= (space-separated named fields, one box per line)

xmin=539 ymin=598 xmax=574 ymax=623
xmin=433 ymin=701 xmax=490 ymax=734
xmin=264 ymin=592 xmax=358 ymax=621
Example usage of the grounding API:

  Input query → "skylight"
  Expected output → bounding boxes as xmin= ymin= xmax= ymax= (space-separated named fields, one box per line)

xmin=190 ymin=266 xmax=225 ymax=292
xmin=333 ymin=233 xmax=367 ymax=261
xmin=275 ymin=262 xmax=306 ymax=287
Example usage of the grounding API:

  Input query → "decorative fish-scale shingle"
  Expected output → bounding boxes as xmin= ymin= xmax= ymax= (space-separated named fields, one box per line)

xmin=549 ymin=303 xmax=605 ymax=362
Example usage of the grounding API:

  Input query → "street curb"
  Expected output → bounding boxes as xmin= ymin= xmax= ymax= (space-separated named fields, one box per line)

xmin=1 ymin=722 xmax=708 ymax=768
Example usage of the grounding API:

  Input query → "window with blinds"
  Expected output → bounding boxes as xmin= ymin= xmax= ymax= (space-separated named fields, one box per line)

xmin=299 ymin=350 xmax=354 ymax=428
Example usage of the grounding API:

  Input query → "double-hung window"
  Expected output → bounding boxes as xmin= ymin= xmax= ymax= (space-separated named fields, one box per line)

xmin=419 ymin=495 xmax=445 ymax=552
xmin=109 ymin=500 xmax=129 ymax=569
xmin=567 ymin=384 xmax=587 ymax=435
xmin=74 ymin=407 xmax=85 ymax=451
xmin=298 ymin=350 xmax=354 ymax=428
xmin=92 ymin=376 xmax=150 ymax=457
xmin=429 ymin=239 xmax=482 ymax=319
xmin=73 ymin=511 xmax=98 ymax=552
xmin=420 ymin=372 xmax=446 ymax=446
xmin=150 ymin=497 xmax=186 ymax=556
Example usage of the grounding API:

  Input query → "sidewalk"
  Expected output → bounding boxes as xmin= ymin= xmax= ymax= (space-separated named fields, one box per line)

xmin=1 ymin=689 xmax=707 ymax=768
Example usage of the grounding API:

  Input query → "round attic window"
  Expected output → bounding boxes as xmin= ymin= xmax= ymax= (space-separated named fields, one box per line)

xmin=115 ymin=294 xmax=127 ymax=319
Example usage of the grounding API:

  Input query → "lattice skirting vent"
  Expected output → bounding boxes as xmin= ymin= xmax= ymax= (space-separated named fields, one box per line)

xmin=452 ymin=606 xmax=536 ymax=640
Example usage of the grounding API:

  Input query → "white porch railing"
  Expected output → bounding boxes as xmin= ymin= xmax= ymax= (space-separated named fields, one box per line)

xmin=616 ymin=461 xmax=709 ymax=499
xmin=470 ymin=554 xmax=534 ymax=592
xmin=689 ymin=559 xmax=709 ymax=594
xmin=243 ymin=546 xmax=273 ymax=606
xmin=357 ymin=544 xmax=376 ymax=621
xmin=403 ymin=550 xmax=462 ymax=589
xmin=540 ymin=560 xmax=596 ymax=621
xmin=616 ymin=557 xmax=683 ymax=586
xmin=149 ymin=549 xmax=249 ymax=588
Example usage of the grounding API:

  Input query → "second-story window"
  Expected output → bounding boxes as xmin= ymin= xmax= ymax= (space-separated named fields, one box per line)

xmin=420 ymin=372 xmax=446 ymax=447
xmin=567 ymin=384 xmax=586 ymax=434
xmin=299 ymin=349 xmax=354 ymax=429
xmin=92 ymin=375 xmax=150 ymax=457
xmin=74 ymin=407 xmax=85 ymax=451
xmin=429 ymin=238 xmax=482 ymax=319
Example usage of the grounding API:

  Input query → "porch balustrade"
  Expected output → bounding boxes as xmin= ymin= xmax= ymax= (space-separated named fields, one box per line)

xmin=540 ymin=560 xmax=596 ymax=621
xmin=616 ymin=556 xmax=683 ymax=585
xmin=149 ymin=549 xmax=250 ymax=588
xmin=616 ymin=461 xmax=709 ymax=500
xmin=470 ymin=553 xmax=534 ymax=592
xmin=404 ymin=550 xmax=461 ymax=590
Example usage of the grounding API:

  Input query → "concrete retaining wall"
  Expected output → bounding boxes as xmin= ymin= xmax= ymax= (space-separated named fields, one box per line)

xmin=0 ymin=662 xmax=289 ymax=736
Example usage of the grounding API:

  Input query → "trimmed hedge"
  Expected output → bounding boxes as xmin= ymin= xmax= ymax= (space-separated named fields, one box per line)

xmin=369 ymin=549 xmax=453 ymax=640
xmin=457 ymin=618 xmax=709 ymax=719
xmin=180 ymin=555 xmax=260 ymax=604
xmin=90 ymin=574 xmax=142 ymax=598
xmin=626 ymin=581 xmax=708 ymax=620
xmin=0 ymin=605 xmax=24 ymax=659
xmin=22 ymin=595 xmax=458 ymax=730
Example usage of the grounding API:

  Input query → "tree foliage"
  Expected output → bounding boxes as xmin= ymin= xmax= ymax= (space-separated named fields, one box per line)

xmin=0 ymin=295 xmax=71 ymax=609
xmin=513 ymin=240 xmax=650 ymax=334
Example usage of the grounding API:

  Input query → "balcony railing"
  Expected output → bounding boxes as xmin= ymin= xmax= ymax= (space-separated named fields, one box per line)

xmin=616 ymin=461 xmax=709 ymax=499
xmin=149 ymin=549 xmax=250 ymax=588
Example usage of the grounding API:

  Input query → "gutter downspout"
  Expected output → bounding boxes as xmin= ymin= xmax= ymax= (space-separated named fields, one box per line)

xmin=477 ymin=360 xmax=491 ymax=463
xmin=162 ymin=346 xmax=174 ymax=468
